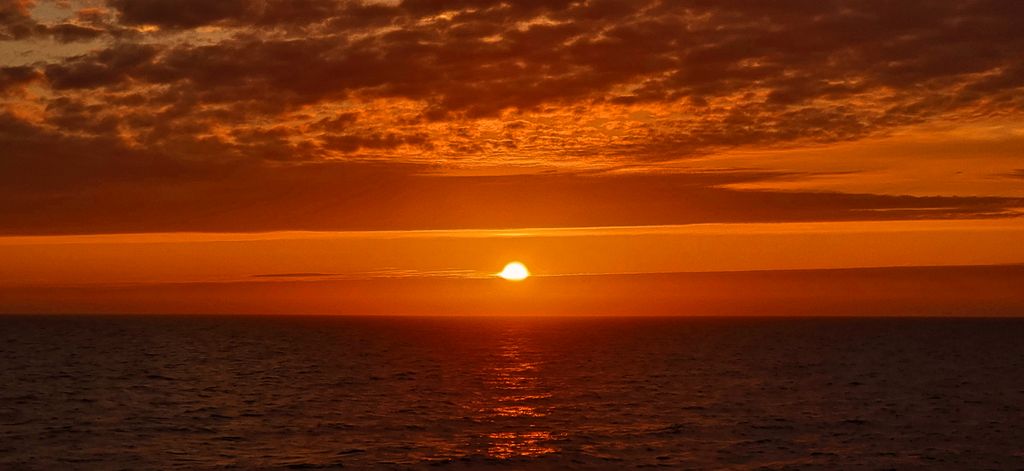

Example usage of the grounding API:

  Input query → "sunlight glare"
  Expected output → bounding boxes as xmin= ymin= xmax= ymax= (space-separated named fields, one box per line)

xmin=498 ymin=262 xmax=530 ymax=281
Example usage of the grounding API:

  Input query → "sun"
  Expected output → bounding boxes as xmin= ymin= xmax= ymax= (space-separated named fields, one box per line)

xmin=498 ymin=262 xmax=530 ymax=281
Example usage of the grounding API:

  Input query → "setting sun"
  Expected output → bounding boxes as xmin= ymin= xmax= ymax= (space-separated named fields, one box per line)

xmin=498 ymin=262 xmax=530 ymax=281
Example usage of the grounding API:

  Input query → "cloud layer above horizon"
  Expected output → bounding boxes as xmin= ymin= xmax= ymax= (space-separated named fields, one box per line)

xmin=2 ymin=0 xmax=1023 ymax=234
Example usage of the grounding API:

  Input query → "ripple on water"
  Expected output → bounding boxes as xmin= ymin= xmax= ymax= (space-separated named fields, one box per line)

xmin=1 ymin=316 xmax=1024 ymax=469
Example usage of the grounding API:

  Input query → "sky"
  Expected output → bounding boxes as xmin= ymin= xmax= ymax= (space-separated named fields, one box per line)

xmin=1 ymin=0 xmax=1023 ymax=314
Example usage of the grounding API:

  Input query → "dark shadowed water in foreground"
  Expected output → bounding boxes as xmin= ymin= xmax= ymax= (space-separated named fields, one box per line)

xmin=2 ymin=316 xmax=1024 ymax=470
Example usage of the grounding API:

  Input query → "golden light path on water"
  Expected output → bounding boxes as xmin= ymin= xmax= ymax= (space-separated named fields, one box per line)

xmin=481 ymin=326 xmax=557 ymax=459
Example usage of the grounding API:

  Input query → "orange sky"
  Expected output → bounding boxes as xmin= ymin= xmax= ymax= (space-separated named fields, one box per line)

xmin=1 ymin=1 xmax=1023 ymax=314
xmin=2 ymin=219 xmax=1024 ymax=286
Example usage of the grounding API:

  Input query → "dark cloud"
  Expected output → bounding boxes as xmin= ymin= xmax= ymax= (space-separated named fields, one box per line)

xmin=44 ymin=42 xmax=159 ymax=89
xmin=1 ymin=0 xmax=109 ymax=42
xmin=0 ymin=114 xmax=1019 ymax=235
xmin=46 ymin=22 xmax=105 ymax=42
xmin=0 ymin=0 xmax=37 ymax=40
xmin=0 ymin=111 xmax=242 ymax=194
xmin=23 ymin=1 xmax=1024 ymax=153
xmin=0 ymin=65 xmax=40 ymax=94
xmin=107 ymin=0 xmax=382 ymax=29
xmin=3 ymin=1 xmax=1024 ymax=234
xmin=110 ymin=0 xmax=256 ymax=28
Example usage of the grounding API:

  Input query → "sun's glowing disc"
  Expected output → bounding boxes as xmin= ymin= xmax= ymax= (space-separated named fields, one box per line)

xmin=498 ymin=262 xmax=530 ymax=281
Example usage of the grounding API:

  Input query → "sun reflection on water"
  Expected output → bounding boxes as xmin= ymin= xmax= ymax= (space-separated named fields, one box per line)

xmin=493 ymin=405 xmax=546 ymax=417
xmin=486 ymin=431 xmax=557 ymax=459
xmin=478 ymin=328 xmax=560 ymax=459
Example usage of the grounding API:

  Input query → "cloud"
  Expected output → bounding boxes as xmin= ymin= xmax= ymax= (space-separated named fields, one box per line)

xmin=0 ymin=0 xmax=38 ymax=40
xmin=1 ymin=0 xmax=107 ymax=42
xmin=0 ymin=115 xmax=1019 ymax=235
xmin=109 ymin=0 xmax=256 ymax=28
xmin=2 ymin=1 xmax=1024 ymax=234
xmin=0 ymin=65 xmax=40 ymax=94
xmin=13 ymin=1 xmax=1020 ymax=160
xmin=44 ymin=42 xmax=159 ymax=89
xmin=45 ymin=21 xmax=105 ymax=42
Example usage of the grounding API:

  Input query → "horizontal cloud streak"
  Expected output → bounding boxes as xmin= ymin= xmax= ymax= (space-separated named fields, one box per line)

xmin=4 ymin=265 xmax=1024 ymax=316
xmin=1 ymin=153 xmax=1021 ymax=234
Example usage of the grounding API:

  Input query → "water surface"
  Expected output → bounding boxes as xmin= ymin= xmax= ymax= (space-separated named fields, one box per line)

xmin=2 ymin=316 xmax=1023 ymax=469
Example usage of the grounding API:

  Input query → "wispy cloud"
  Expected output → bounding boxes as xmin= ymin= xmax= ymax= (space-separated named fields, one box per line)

xmin=251 ymin=268 xmax=484 ymax=280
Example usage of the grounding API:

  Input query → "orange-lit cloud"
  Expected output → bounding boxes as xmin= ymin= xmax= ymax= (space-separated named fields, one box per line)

xmin=2 ymin=1 xmax=1024 ymax=236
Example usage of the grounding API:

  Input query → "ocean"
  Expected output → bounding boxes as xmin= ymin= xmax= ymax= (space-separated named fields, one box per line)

xmin=2 ymin=316 xmax=1023 ymax=469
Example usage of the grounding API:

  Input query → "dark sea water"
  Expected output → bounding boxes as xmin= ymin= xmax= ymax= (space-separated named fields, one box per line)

xmin=2 ymin=316 xmax=1024 ymax=470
